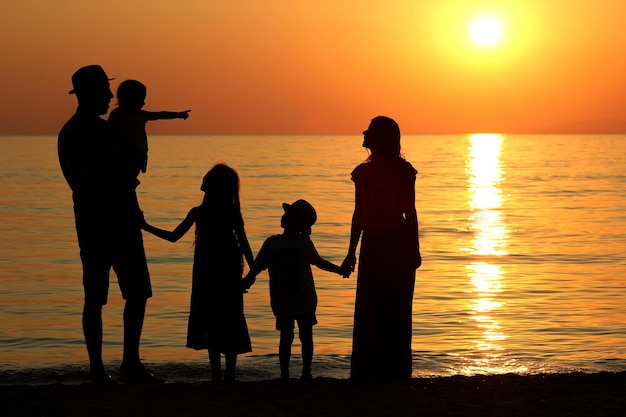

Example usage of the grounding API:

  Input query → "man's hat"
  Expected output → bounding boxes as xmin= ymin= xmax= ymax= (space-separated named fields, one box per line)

xmin=68 ymin=65 xmax=114 ymax=94
xmin=282 ymin=199 xmax=317 ymax=229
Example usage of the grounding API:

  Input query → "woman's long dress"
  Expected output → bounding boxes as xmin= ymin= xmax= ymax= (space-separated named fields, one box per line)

xmin=350 ymin=157 xmax=418 ymax=380
xmin=186 ymin=208 xmax=252 ymax=354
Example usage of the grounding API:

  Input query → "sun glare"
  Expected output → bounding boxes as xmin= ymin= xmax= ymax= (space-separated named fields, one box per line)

xmin=470 ymin=16 xmax=502 ymax=47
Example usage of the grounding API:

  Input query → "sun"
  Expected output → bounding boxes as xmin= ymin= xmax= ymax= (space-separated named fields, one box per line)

xmin=470 ymin=16 xmax=502 ymax=47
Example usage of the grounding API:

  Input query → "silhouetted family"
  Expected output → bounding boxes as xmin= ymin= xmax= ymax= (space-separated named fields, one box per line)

xmin=58 ymin=65 xmax=421 ymax=386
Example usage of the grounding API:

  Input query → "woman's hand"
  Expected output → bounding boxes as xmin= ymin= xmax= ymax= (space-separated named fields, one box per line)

xmin=414 ymin=252 xmax=422 ymax=270
xmin=341 ymin=253 xmax=357 ymax=278
xmin=241 ymin=273 xmax=256 ymax=292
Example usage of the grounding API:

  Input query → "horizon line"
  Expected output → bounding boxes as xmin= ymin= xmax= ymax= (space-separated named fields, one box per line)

xmin=2 ymin=131 xmax=626 ymax=137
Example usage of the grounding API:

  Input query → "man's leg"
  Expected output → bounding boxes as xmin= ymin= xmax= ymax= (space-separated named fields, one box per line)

xmin=122 ymin=297 xmax=146 ymax=367
xmin=119 ymin=297 xmax=163 ymax=383
xmin=115 ymin=219 xmax=162 ymax=384
xmin=83 ymin=300 xmax=105 ymax=378
xmin=80 ymin=254 xmax=115 ymax=385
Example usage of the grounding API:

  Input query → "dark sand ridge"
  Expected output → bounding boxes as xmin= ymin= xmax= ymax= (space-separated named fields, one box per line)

xmin=3 ymin=372 xmax=626 ymax=417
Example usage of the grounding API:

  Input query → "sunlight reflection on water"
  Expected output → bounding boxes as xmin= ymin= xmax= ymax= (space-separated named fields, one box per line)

xmin=459 ymin=134 xmax=524 ymax=375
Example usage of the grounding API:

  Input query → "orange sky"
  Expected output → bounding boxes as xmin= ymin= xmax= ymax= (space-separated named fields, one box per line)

xmin=1 ymin=0 xmax=626 ymax=135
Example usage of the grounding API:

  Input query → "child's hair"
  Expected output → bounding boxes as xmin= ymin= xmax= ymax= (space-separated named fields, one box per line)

xmin=116 ymin=79 xmax=147 ymax=107
xmin=282 ymin=199 xmax=317 ymax=236
xmin=195 ymin=164 xmax=241 ymax=238
xmin=195 ymin=164 xmax=243 ymax=267
xmin=199 ymin=164 xmax=240 ymax=209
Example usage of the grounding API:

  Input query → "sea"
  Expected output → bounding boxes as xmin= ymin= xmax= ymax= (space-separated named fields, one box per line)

xmin=1 ymin=134 xmax=625 ymax=385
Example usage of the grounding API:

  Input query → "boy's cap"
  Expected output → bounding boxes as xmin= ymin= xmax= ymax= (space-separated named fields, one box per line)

xmin=282 ymin=199 xmax=317 ymax=228
xmin=69 ymin=65 xmax=114 ymax=94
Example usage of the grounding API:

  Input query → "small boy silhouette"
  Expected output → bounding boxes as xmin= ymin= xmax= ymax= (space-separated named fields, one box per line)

xmin=244 ymin=200 xmax=345 ymax=381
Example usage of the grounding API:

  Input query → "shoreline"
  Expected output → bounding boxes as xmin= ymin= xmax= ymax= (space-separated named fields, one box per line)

xmin=3 ymin=372 xmax=625 ymax=417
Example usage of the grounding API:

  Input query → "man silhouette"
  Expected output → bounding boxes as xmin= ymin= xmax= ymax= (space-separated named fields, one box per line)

xmin=58 ymin=65 xmax=162 ymax=384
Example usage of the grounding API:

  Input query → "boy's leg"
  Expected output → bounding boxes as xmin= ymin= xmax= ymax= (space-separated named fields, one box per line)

xmin=299 ymin=324 xmax=314 ymax=379
xmin=209 ymin=350 xmax=221 ymax=383
xmin=279 ymin=328 xmax=295 ymax=380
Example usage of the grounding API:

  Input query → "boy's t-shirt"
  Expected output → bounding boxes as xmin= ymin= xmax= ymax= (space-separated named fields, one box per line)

xmin=255 ymin=234 xmax=319 ymax=317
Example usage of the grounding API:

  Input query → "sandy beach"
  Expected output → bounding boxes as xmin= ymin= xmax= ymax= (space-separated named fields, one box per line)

xmin=3 ymin=372 xmax=625 ymax=417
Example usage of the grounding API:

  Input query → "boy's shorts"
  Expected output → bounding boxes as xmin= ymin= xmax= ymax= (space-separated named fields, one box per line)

xmin=275 ymin=313 xmax=317 ymax=330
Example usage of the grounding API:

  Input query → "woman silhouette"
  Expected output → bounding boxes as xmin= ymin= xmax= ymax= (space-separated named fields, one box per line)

xmin=342 ymin=116 xmax=422 ymax=380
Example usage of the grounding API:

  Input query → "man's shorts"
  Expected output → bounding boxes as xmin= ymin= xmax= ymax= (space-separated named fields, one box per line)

xmin=79 ymin=223 xmax=151 ymax=305
xmin=275 ymin=313 xmax=317 ymax=330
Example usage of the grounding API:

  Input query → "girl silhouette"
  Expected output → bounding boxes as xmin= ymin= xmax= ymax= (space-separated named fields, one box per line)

xmin=143 ymin=164 xmax=254 ymax=383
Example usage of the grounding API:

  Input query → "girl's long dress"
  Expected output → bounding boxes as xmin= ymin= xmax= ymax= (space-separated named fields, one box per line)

xmin=186 ymin=209 xmax=252 ymax=354
xmin=350 ymin=157 xmax=418 ymax=380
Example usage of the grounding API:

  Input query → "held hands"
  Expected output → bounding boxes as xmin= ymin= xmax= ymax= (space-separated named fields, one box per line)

xmin=340 ymin=253 xmax=357 ymax=279
xmin=179 ymin=110 xmax=191 ymax=120
xmin=241 ymin=273 xmax=256 ymax=293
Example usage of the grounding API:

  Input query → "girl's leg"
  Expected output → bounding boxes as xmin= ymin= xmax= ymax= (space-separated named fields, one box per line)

xmin=299 ymin=325 xmax=314 ymax=379
xmin=208 ymin=350 xmax=221 ymax=383
xmin=279 ymin=328 xmax=294 ymax=380
xmin=224 ymin=352 xmax=237 ymax=383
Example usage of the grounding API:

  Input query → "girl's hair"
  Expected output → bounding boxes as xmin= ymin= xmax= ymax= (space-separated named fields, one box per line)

xmin=195 ymin=164 xmax=241 ymax=239
xmin=367 ymin=116 xmax=402 ymax=159
xmin=199 ymin=164 xmax=240 ymax=207
xmin=116 ymin=79 xmax=147 ymax=106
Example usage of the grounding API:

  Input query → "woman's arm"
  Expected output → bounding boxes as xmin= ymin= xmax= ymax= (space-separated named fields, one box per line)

xmin=407 ymin=206 xmax=422 ymax=270
xmin=142 ymin=207 xmax=198 ymax=242
xmin=341 ymin=184 xmax=364 ymax=277
xmin=404 ymin=182 xmax=421 ymax=270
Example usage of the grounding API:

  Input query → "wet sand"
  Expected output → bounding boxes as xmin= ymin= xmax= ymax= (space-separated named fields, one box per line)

xmin=3 ymin=372 xmax=625 ymax=417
